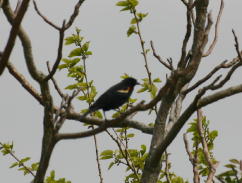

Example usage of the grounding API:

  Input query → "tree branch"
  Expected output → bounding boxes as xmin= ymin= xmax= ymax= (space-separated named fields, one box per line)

xmin=44 ymin=22 xmax=65 ymax=81
xmin=203 ymin=0 xmax=224 ymax=57
xmin=33 ymin=0 xmax=60 ymax=30
xmin=46 ymin=62 xmax=65 ymax=98
xmin=64 ymin=0 xmax=86 ymax=30
xmin=2 ymin=0 xmax=44 ymax=82
xmin=178 ymin=1 xmax=192 ymax=68
xmin=56 ymin=125 xmax=108 ymax=140
xmin=0 ymin=0 xmax=30 ymax=75
xmin=150 ymin=41 xmax=173 ymax=70
xmin=6 ymin=62 xmax=43 ymax=105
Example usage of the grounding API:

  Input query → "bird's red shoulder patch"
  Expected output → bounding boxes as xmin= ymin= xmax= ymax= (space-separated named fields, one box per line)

xmin=117 ymin=87 xmax=132 ymax=93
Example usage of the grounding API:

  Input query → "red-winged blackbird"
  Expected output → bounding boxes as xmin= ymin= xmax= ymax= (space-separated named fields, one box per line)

xmin=83 ymin=77 xmax=139 ymax=118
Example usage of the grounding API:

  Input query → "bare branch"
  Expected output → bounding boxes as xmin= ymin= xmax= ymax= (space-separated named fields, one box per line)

xmin=44 ymin=22 xmax=65 ymax=81
xmin=198 ymin=83 xmax=242 ymax=108
xmin=6 ymin=62 xmax=43 ymax=105
xmin=150 ymin=41 xmax=173 ymax=70
xmin=183 ymin=58 xmax=240 ymax=95
xmin=203 ymin=0 xmax=224 ymax=57
xmin=177 ymin=3 xmax=192 ymax=68
xmin=180 ymin=0 xmax=189 ymax=7
xmin=232 ymin=29 xmax=242 ymax=62
xmin=14 ymin=0 xmax=22 ymax=14
xmin=46 ymin=62 xmax=65 ymax=98
xmin=2 ymin=0 xmax=44 ymax=81
xmin=92 ymin=126 xmax=104 ymax=183
xmin=33 ymin=0 xmax=60 ymax=30
xmin=0 ymin=0 xmax=30 ymax=75
xmin=56 ymin=125 xmax=108 ymax=140
xmin=68 ymin=111 xmax=153 ymax=135
xmin=65 ymin=0 xmax=86 ymax=30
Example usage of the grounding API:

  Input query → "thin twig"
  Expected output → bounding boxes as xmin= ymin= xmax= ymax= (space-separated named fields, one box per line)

xmin=132 ymin=9 xmax=152 ymax=84
xmin=182 ymin=58 xmax=240 ymax=95
xmin=6 ymin=62 xmax=43 ymax=105
xmin=46 ymin=61 xmax=65 ymax=98
xmin=64 ymin=0 xmax=86 ymax=30
xmin=232 ymin=29 xmax=242 ymax=62
xmin=180 ymin=0 xmax=189 ymax=7
xmin=92 ymin=127 xmax=104 ymax=183
xmin=203 ymin=0 xmax=224 ymax=57
xmin=33 ymin=0 xmax=60 ymax=30
xmin=44 ymin=21 xmax=65 ymax=81
xmin=178 ymin=1 xmax=192 ymax=68
xmin=150 ymin=41 xmax=173 ymax=70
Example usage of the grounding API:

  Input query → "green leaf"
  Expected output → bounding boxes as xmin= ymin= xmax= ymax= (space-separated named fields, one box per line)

xmin=209 ymin=130 xmax=218 ymax=140
xmin=31 ymin=162 xmax=39 ymax=171
xmin=140 ymin=144 xmax=146 ymax=155
xmin=65 ymin=36 xmax=75 ymax=45
xmin=92 ymin=111 xmax=102 ymax=119
xmin=153 ymin=78 xmax=161 ymax=83
xmin=137 ymin=12 xmax=148 ymax=19
xmin=100 ymin=150 xmax=113 ymax=156
xmin=128 ymin=149 xmax=138 ymax=157
xmin=20 ymin=157 xmax=30 ymax=164
xmin=127 ymin=25 xmax=137 ymax=37
xmin=50 ymin=170 xmax=55 ymax=179
xmin=129 ymin=0 xmax=139 ymax=7
xmin=229 ymin=159 xmax=240 ymax=164
xmin=85 ymin=51 xmax=92 ymax=55
xmin=58 ymin=64 xmax=68 ymax=70
xmin=225 ymin=164 xmax=236 ymax=169
xmin=116 ymin=1 xmax=129 ymax=6
xmin=108 ymin=162 xmax=115 ymax=170
xmin=68 ymin=48 xmax=81 ymax=57
xmin=120 ymin=6 xmax=131 ymax=11
xmin=130 ymin=18 xmax=137 ymax=24
xmin=9 ymin=162 xmax=19 ymax=168
xmin=82 ymin=41 xmax=90 ymax=52
xmin=129 ymin=98 xmax=137 ymax=104
xmin=100 ymin=155 xmax=113 ymax=160
xmin=150 ymin=84 xmax=157 ymax=98
xmin=137 ymin=87 xmax=147 ymax=93
xmin=145 ymin=49 xmax=150 ymax=54
xmin=65 ymin=84 xmax=78 ymax=90
xmin=77 ymin=96 xmax=86 ymax=101
xmin=127 ymin=133 xmax=135 ymax=138
xmin=75 ymin=27 xmax=81 ymax=34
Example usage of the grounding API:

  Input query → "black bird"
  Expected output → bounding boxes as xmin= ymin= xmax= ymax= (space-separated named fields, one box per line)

xmin=83 ymin=77 xmax=139 ymax=119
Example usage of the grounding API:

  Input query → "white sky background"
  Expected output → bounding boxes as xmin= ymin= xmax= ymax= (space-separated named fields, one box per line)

xmin=0 ymin=0 xmax=242 ymax=182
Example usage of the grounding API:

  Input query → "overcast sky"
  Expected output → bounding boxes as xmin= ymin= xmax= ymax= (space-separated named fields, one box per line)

xmin=1 ymin=0 xmax=242 ymax=182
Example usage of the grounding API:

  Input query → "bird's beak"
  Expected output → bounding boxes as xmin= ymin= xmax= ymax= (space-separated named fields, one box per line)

xmin=136 ymin=82 xmax=141 ymax=85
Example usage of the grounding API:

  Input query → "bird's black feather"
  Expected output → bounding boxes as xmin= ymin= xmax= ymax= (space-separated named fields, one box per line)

xmin=83 ymin=77 xmax=139 ymax=117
